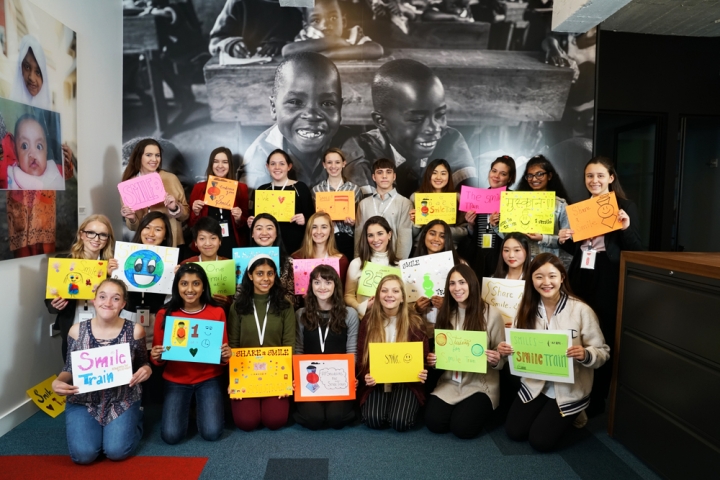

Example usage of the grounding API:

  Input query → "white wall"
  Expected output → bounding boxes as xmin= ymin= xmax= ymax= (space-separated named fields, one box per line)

xmin=0 ymin=0 xmax=122 ymax=436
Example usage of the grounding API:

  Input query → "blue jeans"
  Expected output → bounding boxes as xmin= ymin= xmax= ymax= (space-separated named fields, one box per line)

xmin=65 ymin=401 xmax=143 ymax=464
xmin=162 ymin=376 xmax=224 ymax=444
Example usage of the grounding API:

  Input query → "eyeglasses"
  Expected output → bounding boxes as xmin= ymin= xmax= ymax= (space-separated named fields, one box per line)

xmin=524 ymin=171 xmax=548 ymax=181
xmin=82 ymin=230 xmax=109 ymax=240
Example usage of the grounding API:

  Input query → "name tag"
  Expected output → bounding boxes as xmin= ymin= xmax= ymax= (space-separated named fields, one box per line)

xmin=451 ymin=371 xmax=462 ymax=384
xmin=580 ymin=250 xmax=597 ymax=270
xmin=481 ymin=234 xmax=493 ymax=249
xmin=220 ymin=222 xmax=230 ymax=237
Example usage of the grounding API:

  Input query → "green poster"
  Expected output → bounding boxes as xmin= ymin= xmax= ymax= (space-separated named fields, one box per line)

xmin=356 ymin=262 xmax=402 ymax=297
xmin=196 ymin=260 xmax=237 ymax=296
xmin=507 ymin=329 xmax=574 ymax=383
xmin=435 ymin=329 xmax=487 ymax=374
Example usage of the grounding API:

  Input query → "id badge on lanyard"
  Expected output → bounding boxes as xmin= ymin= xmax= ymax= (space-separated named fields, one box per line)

xmin=581 ymin=249 xmax=597 ymax=269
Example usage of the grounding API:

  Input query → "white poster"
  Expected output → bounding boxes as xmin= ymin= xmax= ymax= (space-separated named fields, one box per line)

xmin=113 ymin=241 xmax=179 ymax=294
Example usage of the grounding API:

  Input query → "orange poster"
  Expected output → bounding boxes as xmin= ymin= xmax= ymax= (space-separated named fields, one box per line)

xmin=316 ymin=191 xmax=355 ymax=221
xmin=203 ymin=175 xmax=238 ymax=209
xmin=566 ymin=192 xmax=622 ymax=242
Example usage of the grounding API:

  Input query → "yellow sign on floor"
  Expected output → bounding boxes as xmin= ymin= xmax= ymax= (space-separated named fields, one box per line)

xmin=26 ymin=375 xmax=65 ymax=418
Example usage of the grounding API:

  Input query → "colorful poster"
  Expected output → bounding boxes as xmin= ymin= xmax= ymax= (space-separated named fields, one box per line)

xmin=26 ymin=375 xmax=66 ymax=418
xmin=255 ymin=190 xmax=295 ymax=222
xmin=71 ymin=343 xmax=133 ymax=394
xmin=293 ymin=354 xmax=356 ymax=402
xmin=459 ymin=185 xmax=506 ymax=214
xmin=316 ymin=191 xmax=355 ymax=220
xmin=113 ymin=241 xmax=179 ymax=294
xmin=117 ymin=172 xmax=167 ymax=210
xmin=232 ymin=246 xmax=280 ymax=283
xmin=481 ymin=278 xmax=525 ymax=327
xmin=203 ymin=175 xmax=238 ymax=209
xmin=161 ymin=318 xmax=225 ymax=364
xmin=292 ymin=257 xmax=341 ymax=295
xmin=414 ymin=193 xmax=456 ymax=226
xmin=399 ymin=251 xmax=454 ymax=303
xmin=356 ymin=262 xmax=402 ymax=297
xmin=435 ymin=329 xmax=487 ymax=373
xmin=196 ymin=259 xmax=236 ymax=296
xmin=566 ymin=192 xmax=622 ymax=242
xmin=369 ymin=342 xmax=424 ymax=384
xmin=229 ymin=347 xmax=293 ymax=399
xmin=499 ymin=191 xmax=556 ymax=235
xmin=46 ymin=258 xmax=107 ymax=300
xmin=506 ymin=329 xmax=574 ymax=383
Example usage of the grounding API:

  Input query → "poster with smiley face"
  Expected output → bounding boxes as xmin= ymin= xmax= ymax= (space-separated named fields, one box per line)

xmin=566 ymin=191 xmax=622 ymax=242
xmin=46 ymin=258 xmax=107 ymax=299
xmin=161 ymin=318 xmax=225 ymax=364
xmin=113 ymin=241 xmax=179 ymax=294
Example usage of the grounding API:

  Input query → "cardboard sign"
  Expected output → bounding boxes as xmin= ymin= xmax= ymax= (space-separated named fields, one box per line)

xmin=316 ymin=191 xmax=355 ymax=221
xmin=232 ymin=247 xmax=280 ymax=283
xmin=356 ymin=262 xmax=402 ymax=297
xmin=161 ymin=318 xmax=225 ymax=364
xmin=113 ymin=241 xmax=179 ymax=294
xmin=368 ymin=342 xmax=424 ymax=383
xmin=255 ymin=190 xmax=295 ymax=222
xmin=566 ymin=192 xmax=622 ymax=242
xmin=293 ymin=354 xmax=356 ymax=402
xmin=46 ymin=258 xmax=107 ymax=300
xmin=414 ymin=193 xmax=456 ymax=225
xmin=196 ymin=259 xmax=236 ymax=296
xmin=481 ymin=278 xmax=525 ymax=327
xmin=26 ymin=375 xmax=66 ymax=418
xmin=399 ymin=251 xmax=454 ymax=303
xmin=71 ymin=343 xmax=133 ymax=394
xmin=499 ymin=191 xmax=556 ymax=235
xmin=117 ymin=172 xmax=166 ymax=210
xmin=435 ymin=329 xmax=488 ymax=374
xmin=292 ymin=257 xmax=341 ymax=295
xmin=506 ymin=328 xmax=574 ymax=383
xmin=459 ymin=185 xmax=506 ymax=214
xmin=203 ymin=175 xmax=238 ymax=210
xmin=229 ymin=347 xmax=293 ymax=399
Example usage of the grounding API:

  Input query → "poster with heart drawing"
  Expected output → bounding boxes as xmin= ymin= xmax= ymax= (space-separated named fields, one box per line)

xmin=254 ymin=190 xmax=296 ymax=222
xmin=160 ymin=318 xmax=225 ymax=364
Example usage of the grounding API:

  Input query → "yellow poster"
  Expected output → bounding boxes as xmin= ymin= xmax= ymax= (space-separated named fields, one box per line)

xmin=46 ymin=258 xmax=108 ymax=300
xmin=499 ymin=191 xmax=555 ymax=235
xmin=414 ymin=193 xmax=456 ymax=225
xmin=316 ymin=191 xmax=355 ymax=221
xmin=26 ymin=375 xmax=66 ymax=418
xmin=203 ymin=175 xmax=238 ymax=209
xmin=229 ymin=347 xmax=294 ymax=399
xmin=255 ymin=190 xmax=296 ymax=222
xmin=369 ymin=342 xmax=424 ymax=383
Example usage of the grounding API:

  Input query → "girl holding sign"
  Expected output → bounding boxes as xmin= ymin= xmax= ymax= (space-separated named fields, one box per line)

xmin=292 ymin=212 xmax=350 ymax=283
xmin=52 ymin=279 xmax=151 ymax=465
xmin=499 ymin=254 xmax=609 ymax=452
xmin=228 ymin=255 xmax=296 ymax=431
xmin=294 ymin=265 xmax=359 ymax=429
xmin=493 ymin=232 xmax=532 ymax=280
xmin=357 ymin=275 xmax=428 ymax=431
xmin=150 ymin=263 xmax=231 ymax=445
xmin=425 ymin=265 xmax=505 ymax=439
xmin=248 ymin=213 xmax=296 ymax=306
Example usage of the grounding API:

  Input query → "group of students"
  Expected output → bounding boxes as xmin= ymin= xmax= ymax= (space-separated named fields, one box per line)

xmin=49 ymin=138 xmax=641 ymax=464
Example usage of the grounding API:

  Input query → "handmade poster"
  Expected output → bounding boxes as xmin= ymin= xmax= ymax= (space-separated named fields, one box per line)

xmin=459 ymin=186 xmax=506 ymax=214
xmin=481 ymin=278 xmax=525 ymax=327
xmin=566 ymin=192 xmax=622 ymax=242
xmin=161 ymin=318 xmax=225 ymax=364
xmin=506 ymin=329 xmax=574 ymax=383
xmin=399 ymin=251 xmax=454 ymax=303
xmin=117 ymin=172 xmax=167 ymax=210
xmin=232 ymin=246 xmax=280 ymax=283
xmin=435 ymin=329 xmax=488 ymax=374
xmin=356 ymin=262 xmax=402 ymax=297
xmin=113 ymin=241 xmax=179 ymax=294
xmin=71 ymin=343 xmax=133 ymax=394
xmin=255 ymin=190 xmax=295 ymax=222
xmin=229 ymin=347 xmax=293 ymax=399
xmin=414 ymin=193 xmax=456 ymax=225
xmin=293 ymin=257 xmax=341 ymax=295
xmin=316 ymin=191 xmax=355 ymax=221
xmin=196 ymin=260 xmax=236 ymax=296
xmin=499 ymin=191 xmax=556 ymax=235
xmin=203 ymin=175 xmax=238 ymax=209
xmin=369 ymin=342 xmax=424 ymax=383
xmin=26 ymin=375 xmax=66 ymax=418
xmin=46 ymin=258 xmax=107 ymax=300
xmin=293 ymin=354 xmax=356 ymax=402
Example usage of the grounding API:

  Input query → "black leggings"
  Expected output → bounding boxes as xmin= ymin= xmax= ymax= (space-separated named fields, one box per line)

xmin=425 ymin=392 xmax=494 ymax=439
xmin=505 ymin=394 xmax=578 ymax=452
xmin=293 ymin=401 xmax=355 ymax=430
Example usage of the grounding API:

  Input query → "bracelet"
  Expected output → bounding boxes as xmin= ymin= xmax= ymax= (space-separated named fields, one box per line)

xmin=169 ymin=206 xmax=180 ymax=214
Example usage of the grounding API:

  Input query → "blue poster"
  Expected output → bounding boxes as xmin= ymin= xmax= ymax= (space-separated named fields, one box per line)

xmin=232 ymin=247 xmax=280 ymax=283
xmin=160 ymin=318 xmax=225 ymax=364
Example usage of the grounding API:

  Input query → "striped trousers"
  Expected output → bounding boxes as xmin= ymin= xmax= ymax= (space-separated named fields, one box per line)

xmin=361 ymin=384 xmax=419 ymax=432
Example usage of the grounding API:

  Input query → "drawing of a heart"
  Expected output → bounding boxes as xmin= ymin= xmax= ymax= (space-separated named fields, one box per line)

xmin=190 ymin=348 xmax=198 ymax=357
xmin=278 ymin=197 xmax=285 ymax=204
xmin=165 ymin=346 xmax=171 ymax=351
xmin=46 ymin=405 xmax=54 ymax=411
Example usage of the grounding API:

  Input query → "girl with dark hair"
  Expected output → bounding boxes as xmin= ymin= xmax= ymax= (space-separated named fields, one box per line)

xmin=150 ymin=263 xmax=231 ymax=445
xmin=188 ymin=147 xmax=250 ymax=257
xmin=499 ymin=253 xmax=609 ymax=452
xmin=292 ymin=212 xmax=350 ymax=283
xmin=120 ymin=139 xmax=189 ymax=248
xmin=294 ymin=265 xmax=359 ymax=430
xmin=558 ymin=156 xmax=642 ymax=415
xmin=248 ymin=213 xmax=296 ymax=306
xmin=493 ymin=232 xmax=532 ymax=280
xmin=228 ymin=255 xmax=295 ymax=431
xmin=425 ymin=265 xmax=505 ymax=439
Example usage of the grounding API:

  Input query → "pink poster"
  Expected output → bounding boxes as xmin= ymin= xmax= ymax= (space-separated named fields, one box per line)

xmin=118 ymin=172 xmax=167 ymax=210
xmin=459 ymin=186 xmax=506 ymax=214
xmin=292 ymin=257 xmax=341 ymax=295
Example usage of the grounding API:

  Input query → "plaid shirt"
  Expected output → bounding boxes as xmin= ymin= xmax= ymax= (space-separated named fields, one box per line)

xmin=312 ymin=179 xmax=364 ymax=236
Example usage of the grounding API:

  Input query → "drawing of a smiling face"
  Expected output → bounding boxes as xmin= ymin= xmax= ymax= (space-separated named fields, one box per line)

xmin=403 ymin=354 xmax=413 ymax=363
xmin=124 ymin=250 xmax=164 ymax=288
xmin=205 ymin=325 xmax=213 ymax=336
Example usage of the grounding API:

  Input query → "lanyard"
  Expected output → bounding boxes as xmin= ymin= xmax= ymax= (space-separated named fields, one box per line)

xmin=318 ymin=324 xmax=330 ymax=353
xmin=197 ymin=256 xmax=218 ymax=262
xmin=253 ymin=302 xmax=269 ymax=346
xmin=272 ymin=179 xmax=289 ymax=191
xmin=373 ymin=194 xmax=395 ymax=216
